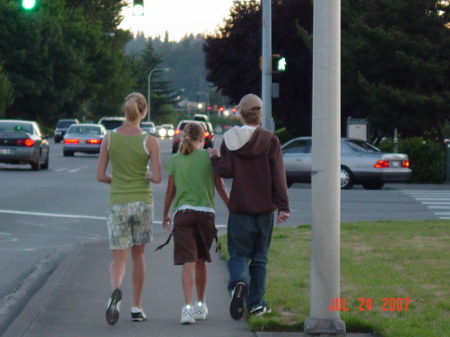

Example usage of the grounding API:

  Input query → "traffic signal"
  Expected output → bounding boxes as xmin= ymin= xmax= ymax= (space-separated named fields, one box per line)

xmin=272 ymin=55 xmax=286 ymax=73
xmin=22 ymin=0 xmax=37 ymax=10
xmin=133 ymin=0 xmax=144 ymax=16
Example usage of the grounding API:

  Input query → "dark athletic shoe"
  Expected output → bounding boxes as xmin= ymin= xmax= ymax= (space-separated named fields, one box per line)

xmin=230 ymin=282 xmax=247 ymax=320
xmin=249 ymin=305 xmax=272 ymax=316
xmin=131 ymin=307 xmax=147 ymax=322
xmin=106 ymin=288 xmax=122 ymax=325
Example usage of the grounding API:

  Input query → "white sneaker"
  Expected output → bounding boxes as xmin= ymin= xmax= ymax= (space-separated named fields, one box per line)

xmin=131 ymin=307 xmax=147 ymax=322
xmin=180 ymin=304 xmax=195 ymax=324
xmin=193 ymin=301 xmax=208 ymax=320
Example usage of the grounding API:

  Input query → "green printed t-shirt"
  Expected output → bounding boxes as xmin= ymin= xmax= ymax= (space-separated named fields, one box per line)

xmin=164 ymin=149 xmax=215 ymax=211
xmin=107 ymin=132 xmax=152 ymax=206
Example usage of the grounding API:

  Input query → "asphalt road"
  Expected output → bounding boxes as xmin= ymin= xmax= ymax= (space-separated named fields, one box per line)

xmin=0 ymin=134 xmax=449 ymax=333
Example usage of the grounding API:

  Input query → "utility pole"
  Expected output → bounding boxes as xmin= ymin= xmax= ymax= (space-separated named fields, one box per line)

xmin=304 ymin=0 xmax=346 ymax=336
xmin=261 ymin=0 xmax=274 ymax=131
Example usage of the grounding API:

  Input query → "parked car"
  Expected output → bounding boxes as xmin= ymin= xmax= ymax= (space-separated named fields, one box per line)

xmin=98 ymin=116 xmax=125 ymax=130
xmin=54 ymin=119 xmax=79 ymax=143
xmin=140 ymin=121 xmax=156 ymax=135
xmin=63 ymin=123 xmax=107 ymax=156
xmin=282 ymin=137 xmax=412 ymax=189
xmin=172 ymin=120 xmax=211 ymax=154
xmin=0 ymin=119 xmax=49 ymax=170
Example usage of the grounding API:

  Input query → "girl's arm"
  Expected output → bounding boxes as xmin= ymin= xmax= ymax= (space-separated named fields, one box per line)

xmin=162 ymin=175 xmax=176 ymax=232
xmin=96 ymin=133 xmax=112 ymax=183
xmin=146 ymin=135 xmax=162 ymax=184
xmin=214 ymin=173 xmax=229 ymax=207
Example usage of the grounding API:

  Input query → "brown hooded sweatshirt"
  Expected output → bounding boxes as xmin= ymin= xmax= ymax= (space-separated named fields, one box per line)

xmin=210 ymin=126 xmax=290 ymax=215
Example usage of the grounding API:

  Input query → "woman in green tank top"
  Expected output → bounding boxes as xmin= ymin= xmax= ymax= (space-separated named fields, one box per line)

xmin=97 ymin=92 xmax=161 ymax=325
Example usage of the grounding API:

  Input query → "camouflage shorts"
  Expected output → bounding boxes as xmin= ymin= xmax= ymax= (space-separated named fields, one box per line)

xmin=106 ymin=202 xmax=154 ymax=250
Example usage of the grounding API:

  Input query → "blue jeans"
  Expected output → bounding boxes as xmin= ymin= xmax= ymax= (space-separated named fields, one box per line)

xmin=227 ymin=212 xmax=274 ymax=310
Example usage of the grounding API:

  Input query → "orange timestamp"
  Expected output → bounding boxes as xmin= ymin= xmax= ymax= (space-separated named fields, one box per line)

xmin=328 ymin=297 xmax=411 ymax=311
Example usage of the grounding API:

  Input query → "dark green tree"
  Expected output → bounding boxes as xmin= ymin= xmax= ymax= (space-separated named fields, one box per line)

xmin=204 ymin=0 xmax=314 ymax=135
xmin=0 ymin=64 xmax=14 ymax=117
xmin=342 ymin=0 xmax=450 ymax=144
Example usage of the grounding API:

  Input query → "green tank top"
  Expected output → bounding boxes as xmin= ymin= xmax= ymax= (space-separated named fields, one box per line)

xmin=107 ymin=131 xmax=152 ymax=206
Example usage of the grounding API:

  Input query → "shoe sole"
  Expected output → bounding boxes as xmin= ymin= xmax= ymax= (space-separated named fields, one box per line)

xmin=230 ymin=283 xmax=247 ymax=320
xmin=106 ymin=289 xmax=122 ymax=325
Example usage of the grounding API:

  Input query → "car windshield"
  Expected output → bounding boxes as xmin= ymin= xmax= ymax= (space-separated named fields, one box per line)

xmin=100 ymin=120 xmax=124 ymax=130
xmin=346 ymin=139 xmax=381 ymax=153
xmin=0 ymin=122 xmax=33 ymax=134
xmin=141 ymin=122 xmax=154 ymax=127
xmin=68 ymin=126 xmax=101 ymax=135
xmin=56 ymin=121 xmax=76 ymax=128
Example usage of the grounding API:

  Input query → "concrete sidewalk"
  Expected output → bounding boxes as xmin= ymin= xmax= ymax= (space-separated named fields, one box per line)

xmin=3 ymin=232 xmax=376 ymax=337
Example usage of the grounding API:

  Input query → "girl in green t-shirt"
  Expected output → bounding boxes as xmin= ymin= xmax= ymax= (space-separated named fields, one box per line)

xmin=163 ymin=122 xmax=229 ymax=324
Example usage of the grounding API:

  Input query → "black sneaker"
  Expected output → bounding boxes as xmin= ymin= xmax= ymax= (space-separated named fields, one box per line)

xmin=131 ymin=307 xmax=147 ymax=322
xmin=106 ymin=288 xmax=122 ymax=325
xmin=249 ymin=305 xmax=272 ymax=316
xmin=230 ymin=282 xmax=247 ymax=320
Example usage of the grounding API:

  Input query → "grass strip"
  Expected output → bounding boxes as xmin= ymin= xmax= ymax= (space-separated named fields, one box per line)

xmin=218 ymin=220 xmax=450 ymax=337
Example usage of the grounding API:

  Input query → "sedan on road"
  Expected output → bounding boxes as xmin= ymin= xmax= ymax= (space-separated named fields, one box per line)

xmin=282 ymin=137 xmax=412 ymax=189
xmin=63 ymin=124 xmax=107 ymax=156
xmin=0 ymin=119 xmax=49 ymax=171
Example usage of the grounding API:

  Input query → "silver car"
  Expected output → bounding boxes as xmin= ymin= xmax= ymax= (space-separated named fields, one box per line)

xmin=282 ymin=137 xmax=412 ymax=189
xmin=63 ymin=124 xmax=107 ymax=156
xmin=0 ymin=120 xmax=49 ymax=170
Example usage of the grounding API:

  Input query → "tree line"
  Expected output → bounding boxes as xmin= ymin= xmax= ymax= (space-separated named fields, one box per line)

xmin=204 ymin=0 xmax=450 ymax=145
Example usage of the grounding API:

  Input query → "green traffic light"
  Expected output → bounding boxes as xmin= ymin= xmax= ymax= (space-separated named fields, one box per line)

xmin=277 ymin=57 xmax=287 ymax=72
xmin=133 ymin=4 xmax=144 ymax=16
xmin=22 ymin=0 xmax=36 ymax=10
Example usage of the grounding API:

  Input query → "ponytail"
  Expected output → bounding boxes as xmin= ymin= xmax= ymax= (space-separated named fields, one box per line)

xmin=123 ymin=92 xmax=147 ymax=123
xmin=178 ymin=122 xmax=204 ymax=155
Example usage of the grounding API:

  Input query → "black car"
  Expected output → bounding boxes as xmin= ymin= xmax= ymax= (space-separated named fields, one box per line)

xmin=54 ymin=119 xmax=79 ymax=143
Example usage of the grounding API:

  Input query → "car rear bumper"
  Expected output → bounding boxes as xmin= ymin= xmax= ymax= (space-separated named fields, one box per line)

xmin=353 ymin=169 xmax=412 ymax=182
xmin=63 ymin=145 xmax=101 ymax=153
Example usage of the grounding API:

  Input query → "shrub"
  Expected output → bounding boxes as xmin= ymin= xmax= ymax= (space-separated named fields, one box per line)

xmin=379 ymin=137 xmax=445 ymax=183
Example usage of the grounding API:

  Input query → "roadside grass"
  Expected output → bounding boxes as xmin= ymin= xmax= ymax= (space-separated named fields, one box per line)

xmin=218 ymin=220 xmax=450 ymax=337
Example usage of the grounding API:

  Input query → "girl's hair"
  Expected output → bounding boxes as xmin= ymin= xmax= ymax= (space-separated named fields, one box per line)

xmin=179 ymin=122 xmax=204 ymax=155
xmin=240 ymin=107 xmax=262 ymax=125
xmin=123 ymin=92 xmax=147 ymax=123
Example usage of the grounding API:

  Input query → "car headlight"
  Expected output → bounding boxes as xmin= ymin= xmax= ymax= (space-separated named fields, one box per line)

xmin=159 ymin=129 xmax=166 ymax=137
xmin=167 ymin=130 xmax=174 ymax=137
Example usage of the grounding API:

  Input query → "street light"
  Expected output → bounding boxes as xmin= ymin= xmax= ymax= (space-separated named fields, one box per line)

xmin=148 ymin=68 xmax=169 ymax=121
xmin=196 ymin=92 xmax=210 ymax=116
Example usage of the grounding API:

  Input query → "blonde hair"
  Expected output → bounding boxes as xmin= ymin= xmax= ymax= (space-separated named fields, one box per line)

xmin=123 ymin=92 xmax=147 ymax=123
xmin=179 ymin=122 xmax=204 ymax=155
xmin=240 ymin=107 xmax=262 ymax=125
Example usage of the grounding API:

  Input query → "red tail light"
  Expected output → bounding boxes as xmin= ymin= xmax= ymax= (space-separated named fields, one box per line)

xmin=174 ymin=130 xmax=180 ymax=136
xmin=15 ymin=139 xmax=35 ymax=146
xmin=402 ymin=160 xmax=410 ymax=168
xmin=204 ymin=131 xmax=210 ymax=138
xmin=86 ymin=139 xmax=102 ymax=144
xmin=64 ymin=139 xmax=79 ymax=144
xmin=374 ymin=160 xmax=389 ymax=168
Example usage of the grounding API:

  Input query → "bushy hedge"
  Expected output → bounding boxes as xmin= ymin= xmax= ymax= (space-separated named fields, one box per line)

xmin=379 ymin=137 xmax=446 ymax=183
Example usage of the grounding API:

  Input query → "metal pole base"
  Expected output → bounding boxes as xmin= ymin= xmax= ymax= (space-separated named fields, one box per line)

xmin=304 ymin=317 xmax=346 ymax=336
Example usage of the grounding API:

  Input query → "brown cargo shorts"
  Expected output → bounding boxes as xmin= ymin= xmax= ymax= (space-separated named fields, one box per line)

xmin=173 ymin=209 xmax=217 ymax=265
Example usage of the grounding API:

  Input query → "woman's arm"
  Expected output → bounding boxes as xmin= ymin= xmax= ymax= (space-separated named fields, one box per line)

xmin=146 ymin=135 xmax=162 ymax=184
xmin=96 ymin=133 xmax=112 ymax=183
xmin=214 ymin=173 xmax=229 ymax=207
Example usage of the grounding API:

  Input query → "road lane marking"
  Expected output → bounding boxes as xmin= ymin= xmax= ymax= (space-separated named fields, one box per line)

xmin=0 ymin=209 xmax=228 ymax=227
xmin=401 ymin=190 xmax=450 ymax=220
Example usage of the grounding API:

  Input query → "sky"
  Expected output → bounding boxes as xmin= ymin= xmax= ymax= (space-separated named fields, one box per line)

xmin=119 ymin=0 xmax=237 ymax=41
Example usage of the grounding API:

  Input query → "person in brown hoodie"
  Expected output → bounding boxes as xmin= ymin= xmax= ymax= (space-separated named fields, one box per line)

xmin=207 ymin=94 xmax=290 ymax=320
